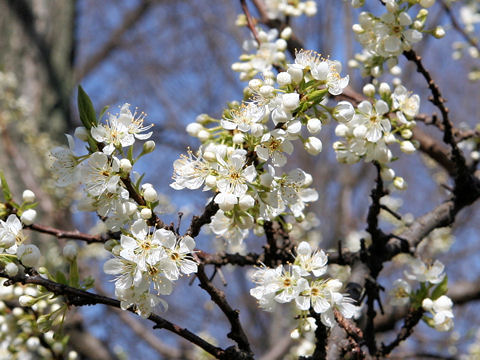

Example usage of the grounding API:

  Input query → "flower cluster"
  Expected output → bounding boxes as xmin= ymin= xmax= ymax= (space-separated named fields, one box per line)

xmin=389 ymin=257 xmax=454 ymax=332
xmin=250 ymin=242 xmax=357 ymax=327
xmin=47 ymin=98 xmax=198 ymax=317
xmin=263 ymin=0 xmax=317 ymax=20
xmin=104 ymin=219 xmax=197 ymax=317
xmin=0 ymin=214 xmax=40 ymax=269
xmin=0 ymin=280 xmax=76 ymax=360
xmin=332 ymin=82 xmax=419 ymax=189
xmin=351 ymin=0 xmax=435 ymax=77
xmin=232 ymin=28 xmax=289 ymax=81
xmin=50 ymin=103 xmax=157 ymax=231
xmin=172 ymin=49 xmax=350 ymax=249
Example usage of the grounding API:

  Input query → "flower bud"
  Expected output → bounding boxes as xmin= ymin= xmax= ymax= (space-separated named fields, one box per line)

xmin=259 ymin=85 xmax=274 ymax=97
xmin=304 ymin=137 xmax=323 ymax=155
xmin=197 ymin=130 xmax=210 ymax=142
xmin=277 ymin=72 xmax=292 ymax=86
xmin=22 ymin=190 xmax=36 ymax=203
xmin=304 ymin=172 xmax=313 ymax=187
xmin=400 ymin=141 xmax=416 ymax=154
xmin=422 ymin=298 xmax=433 ymax=311
xmin=393 ymin=176 xmax=407 ymax=190
xmin=19 ymin=295 xmax=36 ymax=307
xmin=384 ymin=133 xmax=397 ymax=144
xmin=248 ymin=79 xmax=262 ymax=91
xmin=18 ymin=244 xmax=41 ymax=268
xmin=362 ymin=83 xmax=376 ymax=97
xmin=104 ymin=239 xmax=117 ymax=252
xmin=238 ymin=194 xmax=255 ymax=210
xmin=21 ymin=209 xmax=37 ymax=225
xmin=143 ymin=140 xmax=156 ymax=153
xmin=143 ymin=187 xmax=158 ymax=202
xmin=112 ymin=244 xmax=122 ymax=256
xmin=26 ymin=337 xmax=40 ymax=351
xmin=5 ymin=262 xmax=18 ymax=277
xmin=282 ymin=93 xmax=300 ymax=111
xmin=381 ymin=167 xmax=395 ymax=181
xmin=63 ymin=241 xmax=78 ymax=261
xmin=125 ymin=201 xmax=137 ymax=215
xmin=307 ymin=118 xmax=322 ymax=134
xmin=232 ymin=133 xmax=245 ymax=144
xmin=140 ymin=208 xmax=152 ymax=219
xmin=280 ymin=27 xmax=292 ymax=40
xmin=120 ymin=158 xmax=132 ymax=173
xmin=141 ymin=183 xmax=153 ymax=191
xmin=74 ymin=127 xmax=89 ymax=141
xmin=351 ymin=0 xmax=364 ymax=8
xmin=401 ymin=129 xmax=413 ymax=139
xmin=420 ymin=0 xmax=435 ymax=8
xmin=379 ymin=82 xmax=391 ymax=96
xmin=287 ymin=67 xmax=304 ymax=84
xmin=196 ymin=113 xmax=210 ymax=124
xmin=335 ymin=124 xmax=349 ymax=137
xmin=186 ymin=123 xmax=203 ymax=137
xmin=352 ymin=24 xmax=364 ymax=34
xmin=433 ymin=26 xmax=445 ymax=39
xmin=68 ymin=351 xmax=79 ymax=360
xmin=205 ymin=175 xmax=217 ymax=188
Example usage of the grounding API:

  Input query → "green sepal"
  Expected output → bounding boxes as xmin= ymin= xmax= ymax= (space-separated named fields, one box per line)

xmin=22 ymin=202 xmax=39 ymax=210
xmin=77 ymin=86 xmax=97 ymax=130
xmin=422 ymin=315 xmax=435 ymax=328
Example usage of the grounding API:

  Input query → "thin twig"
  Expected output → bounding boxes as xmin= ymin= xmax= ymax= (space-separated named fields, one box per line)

xmin=240 ymin=0 xmax=261 ymax=45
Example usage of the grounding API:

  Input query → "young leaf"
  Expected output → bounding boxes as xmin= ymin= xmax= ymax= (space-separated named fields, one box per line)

xmin=431 ymin=275 xmax=448 ymax=300
xmin=69 ymin=258 xmax=80 ymax=288
xmin=0 ymin=171 xmax=12 ymax=202
xmin=77 ymin=86 xmax=97 ymax=130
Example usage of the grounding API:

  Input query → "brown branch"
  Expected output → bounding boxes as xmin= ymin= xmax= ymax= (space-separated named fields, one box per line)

xmin=27 ymin=223 xmax=106 ymax=244
xmin=403 ymin=50 xmax=469 ymax=182
xmin=197 ymin=250 xmax=261 ymax=267
xmin=0 ymin=269 xmax=225 ymax=359
xmin=195 ymin=264 xmax=253 ymax=357
xmin=412 ymin=127 xmax=456 ymax=177
xmin=334 ymin=309 xmax=366 ymax=360
xmin=378 ymin=308 xmax=423 ymax=357
xmin=185 ymin=200 xmax=219 ymax=238
xmin=240 ymin=0 xmax=261 ymax=45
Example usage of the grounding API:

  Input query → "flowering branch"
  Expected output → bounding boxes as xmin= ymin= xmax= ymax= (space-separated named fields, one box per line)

xmin=0 ymin=268 xmax=226 ymax=359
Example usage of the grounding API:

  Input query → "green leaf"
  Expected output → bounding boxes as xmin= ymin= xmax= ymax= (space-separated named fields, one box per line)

xmin=55 ymin=271 xmax=68 ymax=285
xmin=77 ymin=85 xmax=97 ymax=130
xmin=134 ymin=173 xmax=146 ymax=189
xmin=98 ymin=105 xmax=109 ymax=121
xmin=82 ymin=276 xmax=95 ymax=290
xmin=431 ymin=275 xmax=448 ymax=300
xmin=0 ymin=172 xmax=12 ymax=202
xmin=69 ymin=259 xmax=80 ymax=288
